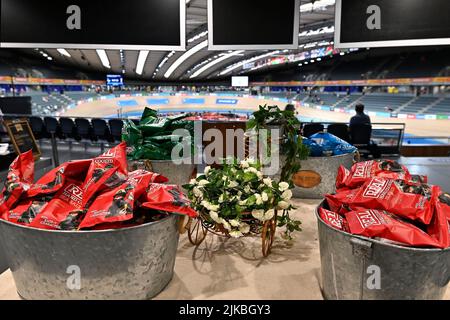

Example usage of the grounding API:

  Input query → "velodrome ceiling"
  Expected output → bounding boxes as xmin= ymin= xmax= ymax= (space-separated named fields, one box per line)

xmin=20 ymin=0 xmax=336 ymax=81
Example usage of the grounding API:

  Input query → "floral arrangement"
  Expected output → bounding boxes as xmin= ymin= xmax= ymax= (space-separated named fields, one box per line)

xmin=184 ymin=158 xmax=300 ymax=239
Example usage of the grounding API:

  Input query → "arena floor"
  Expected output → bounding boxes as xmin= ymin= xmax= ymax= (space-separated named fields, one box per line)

xmin=61 ymin=95 xmax=450 ymax=138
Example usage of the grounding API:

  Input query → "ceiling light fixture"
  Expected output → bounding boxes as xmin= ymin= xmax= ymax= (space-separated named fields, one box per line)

xmin=57 ymin=49 xmax=71 ymax=57
xmin=96 ymin=49 xmax=111 ymax=68
xmin=190 ymin=50 xmax=244 ymax=78
xmin=164 ymin=40 xmax=208 ymax=78
xmin=136 ymin=50 xmax=150 ymax=75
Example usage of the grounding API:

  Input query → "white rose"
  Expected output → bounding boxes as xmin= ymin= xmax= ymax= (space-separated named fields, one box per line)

xmin=239 ymin=223 xmax=250 ymax=234
xmin=281 ymin=190 xmax=293 ymax=200
xmin=209 ymin=211 xmax=220 ymax=223
xmin=222 ymin=220 xmax=231 ymax=231
xmin=245 ymin=167 xmax=258 ymax=174
xmin=229 ymin=230 xmax=243 ymax=238
xmin=228 ymin=181 xmax=238 ymax=188
xmin=261 ymin=192 xmax=269 ymax=202
xmin=263 ymin=178 xmax=273 ymax=187
xmin=240 ymin=160 xmax=249 ymax=168
xmin=209 ymin=204 xmax=220 ymax=212
xmin=238 ymin=199 xmax=247 ymax=206
xmin=229 ymin=219 xmax=240 ymax=227
xmin=256 ymin=171 xmax=263 ymax=180
xmin=222 ymin=176 xmax=227 ymax=181
xmin=193 ymin=187 xmax=203 ymax=198
xmin=218 ymin=194 xmax=224 ymax=203
xmin=277 ymin=201 xmax=290 ymax=210
xmin=198 ymin=180 xmax=210 ymax=186
xmin=279 ymin=182 xmax=290 ymax=192
xmin=255 ymin=193 xmax=262 ymax=203
xmin=200 ymin=200 xmax=209 ymax=208
xmin=244 ymin=185 xmax=251 ymax=193
xmin=264 ymin=209 xmax=275 ymax=221
xmin=237 ymin=191 xmax=242 ymax=197
xmin=252 ymin=209 xmax=265 ymax=221
xmin=189 ymin=178 xmax=197 ymax=185
xmin=204 ymin=166 xmax=211 ymax=176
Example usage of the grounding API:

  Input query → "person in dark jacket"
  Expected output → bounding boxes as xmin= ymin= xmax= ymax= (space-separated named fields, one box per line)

xmin=350 ymin=104 xmax=371 ymax=127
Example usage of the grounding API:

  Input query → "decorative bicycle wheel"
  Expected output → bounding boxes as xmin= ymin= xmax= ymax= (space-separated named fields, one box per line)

xmin=187 ymin=217 xmax=208 ymax=245
xmin=261 ymin=215 xmax=277 ymax=257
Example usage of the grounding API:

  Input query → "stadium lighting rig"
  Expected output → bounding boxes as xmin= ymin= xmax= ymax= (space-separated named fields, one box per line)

xmin=136 ymin=50 xmax=150 ymax=75
xmin=57 ymin=49 xmax=71 ymax=58
xmin=96 ymin=49 xmax=111 ymax=69
xmin=190 ymin=50 xmax=244 ymax=78
xmin=164 ymin=40 xmax=208 ymax=78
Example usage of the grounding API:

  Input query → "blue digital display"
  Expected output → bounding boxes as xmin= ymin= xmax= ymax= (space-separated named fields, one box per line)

xmin=107 ymin=75 xmax=124 ymax=87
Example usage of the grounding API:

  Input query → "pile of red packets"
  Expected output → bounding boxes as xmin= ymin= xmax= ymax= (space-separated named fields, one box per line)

xmin=0 ymin=142 xmax=197 ymax=231
xmin=320 ymin=160 xmax=450 ymax=249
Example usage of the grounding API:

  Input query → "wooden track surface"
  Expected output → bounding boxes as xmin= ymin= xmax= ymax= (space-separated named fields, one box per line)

xmin=62 ymin=95 xmax=450 ymax=137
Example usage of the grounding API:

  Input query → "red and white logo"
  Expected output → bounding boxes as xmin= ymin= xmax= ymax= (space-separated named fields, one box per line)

xmin=100 ymin=149 xmax=116 ymax=158
xmin=95 ymin=149 xmax=116 ymax=164
xmin=324 ymin=211 xmax=343 ymax=229
xmin=353 ymin=161 xmax=373 ymax=178
xmin=62 ymin=184 xmax=83 ymax=206
xmin=363 ymin=178 xmax=392 ymax=198
xmin=356 ymin=210 xmax=382 ymax=228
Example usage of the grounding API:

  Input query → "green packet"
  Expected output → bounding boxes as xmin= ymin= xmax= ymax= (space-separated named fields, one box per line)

xmin=139 ymin=107 xmax=158 ymax=125
xmin=144 ymin=134 xmax=186 ymax=143
xmin=131 ymin=143 xmax=171 ymax=161
xmin=122 ymin=120 xmax=143 ymax=147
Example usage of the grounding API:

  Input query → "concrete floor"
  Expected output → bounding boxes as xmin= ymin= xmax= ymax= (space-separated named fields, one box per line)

xmin=0 ymin=199 xmax=448 ymax=300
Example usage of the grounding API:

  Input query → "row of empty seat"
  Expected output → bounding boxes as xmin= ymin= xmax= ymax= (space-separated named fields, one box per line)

xmin=26 ymin=116 xmax=125 ymax=144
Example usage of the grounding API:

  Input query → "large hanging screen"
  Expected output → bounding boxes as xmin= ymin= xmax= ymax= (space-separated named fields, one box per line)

xmin=0 ymin=0 xmax=186 ymax=50
xmin=208 ymin=0 xmax=300 ymax=50
xmin=335 ymin=0 xmax=450 ymax=48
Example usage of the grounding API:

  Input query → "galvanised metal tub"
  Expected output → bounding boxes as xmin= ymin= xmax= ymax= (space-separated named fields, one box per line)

xmin=292 ymin=152 xmax=356 ymax=199
xmin=0 ymin=215 xmax=180 ymax=300
xmin=316 ymin=201 xmax=450 ymax=300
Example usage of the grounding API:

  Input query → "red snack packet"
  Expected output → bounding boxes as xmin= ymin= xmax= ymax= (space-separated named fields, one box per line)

xmin=410 ymin=175 xmax=428 ymax=184
xmin=30 ymin=180 xmax=86 ymax=230
xmin=79 ymin=170 xmax=169 ymax=230
xmin=0 ymin=151 xmax=34 ymax=215
xmin=128 ymin=169 xmax=168 ymax=198
xmin=319 ymin=207 xmax=347 ymax=231
xmin=345 ymin=209 xmax=444 ymax=248
xmin=141 ymin=184 xmax=198 ymax=218
xmin=428 ymin=191 xmax=450 ymax=249
xmin=82 ymin=142 xmax=128 ymax=206
xmin=336 ymin=160 xmax=411 ymax=190
xmin=325 ymin=189 xmax=354 ymax=213
xmin=26 ymin=159 xmax=92 ymax=198
xmin=4 ymin=196 xmax=52 ymax=226
xmin=79 ymin=180 xmax=138 ymax=229
xmin=328 ymin=178 xmax=437 ymax=225
xmin=436 ymin=192 xmax=450 ymax=221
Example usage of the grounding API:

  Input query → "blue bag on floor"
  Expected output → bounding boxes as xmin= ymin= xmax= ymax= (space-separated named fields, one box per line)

xmin=308 ymin=132 xmax=357 ymax=156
